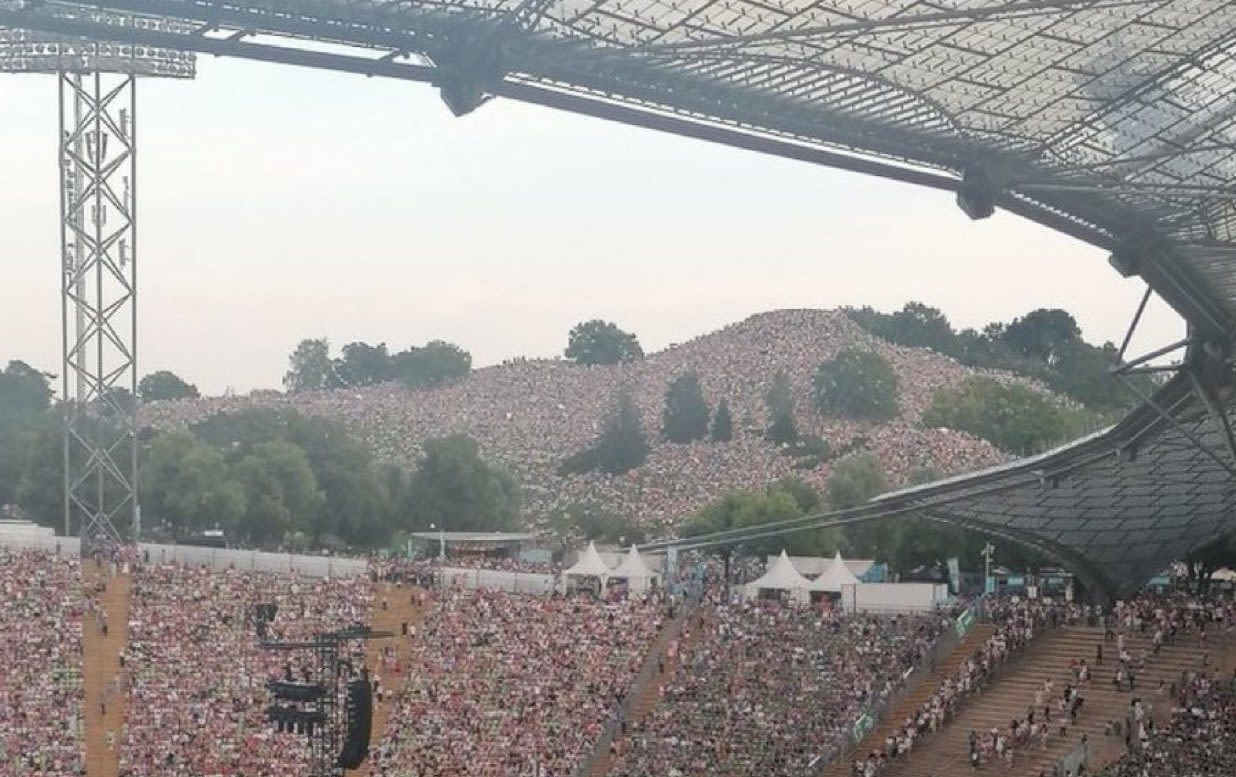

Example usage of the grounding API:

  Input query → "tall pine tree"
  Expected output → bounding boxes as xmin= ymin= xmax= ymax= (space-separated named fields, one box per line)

xmin=710 ymin=398 xmax=733 ymax=442
xmin=765 ymin=370 xmax=798 ymax=445
xmin=663 ymin=371 xmax=710 ymax=443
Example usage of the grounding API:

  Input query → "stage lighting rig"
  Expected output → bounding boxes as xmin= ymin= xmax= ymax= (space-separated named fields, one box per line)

xmin=254 ymin=604 xmax=391 ymax=777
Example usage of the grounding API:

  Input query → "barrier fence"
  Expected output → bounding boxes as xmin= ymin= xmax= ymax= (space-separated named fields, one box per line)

xmin=438 ymin=567 xmax=558 ymax=594
xmin=0 ymin=534 xmax=367 ymax=578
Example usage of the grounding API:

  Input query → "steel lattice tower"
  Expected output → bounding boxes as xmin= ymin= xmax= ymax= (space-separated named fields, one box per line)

xmin=59 ymin=69 xmax=139 ymax=552
xmin=1 ymin=30 xmax=193 ymax=553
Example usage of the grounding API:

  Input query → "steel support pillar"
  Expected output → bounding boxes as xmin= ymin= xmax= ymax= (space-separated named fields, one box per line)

xmin=58 ymin=70 xmax=139 ymax=554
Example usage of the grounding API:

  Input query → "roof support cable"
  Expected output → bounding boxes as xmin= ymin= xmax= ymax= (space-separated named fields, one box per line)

xmin=1113 ymin=366 xmax=1236 ymax=478
xmin=1186 ymin=367 xmax=1236 ymax=471
xmin=1115 ymin=284 xmax=1154 ymax=364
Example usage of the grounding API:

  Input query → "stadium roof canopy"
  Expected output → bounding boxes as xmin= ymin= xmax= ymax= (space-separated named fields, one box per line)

xmin=648 ymin=373 xmax=1236 ymax=598
xmin=2 ymin=0 xmax=1234 ymax=328
xmin=3 ymin=0 xmax=1236 ymax=594
xmin=875 ymin=373 xmax=1236 ymax=597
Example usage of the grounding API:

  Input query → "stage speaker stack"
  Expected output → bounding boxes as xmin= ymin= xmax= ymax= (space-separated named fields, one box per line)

xmin=336 ymin=678 xmax=373 ymax=769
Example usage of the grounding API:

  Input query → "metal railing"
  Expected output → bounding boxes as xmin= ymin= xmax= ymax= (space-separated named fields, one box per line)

xmin=813 ymin=608 xmax=970 ymax=775
xmin=573 ymin=588 xmax=704 ymax=777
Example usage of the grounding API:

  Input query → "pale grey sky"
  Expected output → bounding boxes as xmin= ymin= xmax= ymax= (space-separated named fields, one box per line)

xmin=1 ymin=58 xmax=1182 ymax=395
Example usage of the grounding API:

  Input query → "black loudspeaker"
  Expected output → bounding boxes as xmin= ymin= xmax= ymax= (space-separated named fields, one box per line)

xmin=955 ymin=167 xmax=996 ymax=220
xmin=336 ymin=679 xmax=373 ymax=769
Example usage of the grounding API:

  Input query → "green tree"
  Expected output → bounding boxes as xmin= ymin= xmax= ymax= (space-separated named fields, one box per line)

xmin=138 ymin=370 xmax=200 ymax=402
xmin=336 ymin=342 xmax=392 ymax=387
xmin=765 ymin=370 xmax=798 ymax=445
xmin=404 ymin=434 xmax=520 ymax=532
xmin=710 ymin=398 xmax=734 ymax=442
xmin=1002 ymin=308 xmax=1081 ymax=364
xmin=681 ymin=492 xmax=750 ymax=581
xmin=275 ymin=413 xmax=391 ymax=546
xmin=872 ymin=466 xmax=976 ymax=575
xmin=560 ymin=390 xmax=649 ymax=475
xmin=922 ymin=377 xmax=1093 ymax=456
xmin=662 ymin=371 xmax=710 ymax=443
xmin=391 ymin=340 xmax=472 ymax=389
xmin=1045 ymin=341 xmax=1145 ymax=416
xmin=683 ymin=480 xmax=839 ymax=577
xmin=0 ymin=360 xmax=54 ymax=428
xmin=773 ymin=475 xmax=824 ymax=514
xmin=549 ymin=502 xmax=648 ymax=546
xmin=564 ymin=320 xmax=644 ymax=366
xmin=826 ymin=453 xmax=889 ymax=557
xmin=827 ymin=453 xmax=887 ymax=511
xmin=0 ymin=362 xmax=56 ymax=510
xmin=813 ymin=348 xmax=900 ymax=421
xmin=232 ymin=440 xmax=325 ymax=546
xmin=283 ymin=338 xmax=341 ymax=393
xmin=192 ymin=408 xmax=393 ymax=548
xmin=847 ymin=304 xmax=1141 ymax=416
xmin=142 ymin=432 xmax=246 ymax=535
xmin=892 ymin=302 xmax=955 ymax=353
xmin=9 ymin=416 xmax=62 ymax=526
xmin=954 ymin=326 xmax=1016 ymax=367
xmin=848 ymin=302 xmax=956 ymax=355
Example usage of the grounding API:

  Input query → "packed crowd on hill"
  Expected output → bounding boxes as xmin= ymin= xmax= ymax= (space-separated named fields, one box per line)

xmin=610 ymin=597 xmax=950 ymax=777
xmin=368 ymin=587 xmax=665 ymax=777
xmin=141 ymin=310 xmax=1020 ymax=532
xmin=1101 ymin=673 xmax=1236 ymax=777
xmin=119 ymin=563 xmax=372 ymax=777
xmin=0 ymin=548 xmax=83 ymax=776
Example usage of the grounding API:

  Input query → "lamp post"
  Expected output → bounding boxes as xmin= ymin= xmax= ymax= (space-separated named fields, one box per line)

xmin=430 ymin=523 xmax=445 ymax=560
xmin=981 ymin=542 xmax=996 ymax=595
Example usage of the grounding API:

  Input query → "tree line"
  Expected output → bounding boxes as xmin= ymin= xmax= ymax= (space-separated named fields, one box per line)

xmin=283 ymin=338 xmax=473 ymax=393
xmin=274 ymin=319 xmax=648 ymax=395
xmin=846 ymin=302 xmax=1156 ymax=416
xmin=0 ymin=361 xmax=520 ymax=549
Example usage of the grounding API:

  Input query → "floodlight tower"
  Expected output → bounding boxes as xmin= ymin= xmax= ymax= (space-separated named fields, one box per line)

xmin=0 ymin=28 xmax=194 ymax=554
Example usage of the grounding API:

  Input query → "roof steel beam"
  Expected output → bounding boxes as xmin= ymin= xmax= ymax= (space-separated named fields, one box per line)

xmin=1048 ymin=144 xmax=1236 ymax=174
xmin=625 ymin=0 xmax=1162 ymax=54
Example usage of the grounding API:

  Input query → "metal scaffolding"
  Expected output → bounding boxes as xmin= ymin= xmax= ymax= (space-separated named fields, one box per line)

xmin=0 ymin=32 xmax=191 ymax=550
xmin=59 ymin=70 xmax=138 ymax=553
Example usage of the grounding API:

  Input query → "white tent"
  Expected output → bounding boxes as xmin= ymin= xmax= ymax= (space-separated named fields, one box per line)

xmin=745 ymin=550 xmax=811 ymax=603
xmin=563 ymin=541 xmax=612 ymax=588
xmin=611 ymin=546 xmax=660 ymax=594
xmin=811 ymin=551 xmax=862 ymax=593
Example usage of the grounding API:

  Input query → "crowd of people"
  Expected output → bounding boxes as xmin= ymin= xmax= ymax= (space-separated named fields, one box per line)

xmin=0 ymin=548 xmax=83 ymax=776
xmin=5 ymin=534 xmax=1236 ymax=777
xmin=118 ymin=562 xmax=372 ymax=776
xmin=853 ymin=599 xmax=1085 ymax=776
xmin=367 ymin=586 xmax=666 ymax=777
xmin=610 ymin=596 xmax=950 ymax=777
xmin=141 ymin=310 xmax=1026 ymax=532
xmin=1100 ymin=672 xmax=1236 ymax=777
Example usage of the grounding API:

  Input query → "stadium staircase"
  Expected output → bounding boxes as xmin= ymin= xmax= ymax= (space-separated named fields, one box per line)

xmin=584 ymin=600 xmax=710 ymax=777
xmin=867 ymin=626 xmax=1234 ymax=777
xmin=819 ymin=622 xmax=998 ymax=777
xmin=82 ymin=565 xmax=132 ymax=777
xmin=352 ymin=582 xmax=429 ymax=777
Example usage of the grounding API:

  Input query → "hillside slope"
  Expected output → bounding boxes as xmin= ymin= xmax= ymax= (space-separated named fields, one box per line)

xmin=144 ymin=309 xmax=1043 ymax=530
